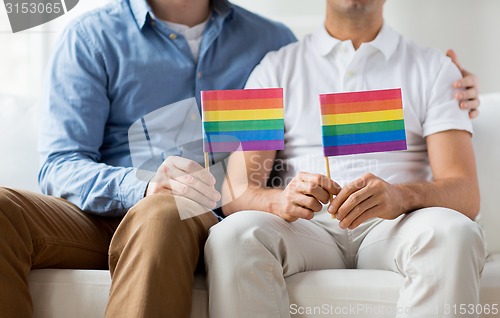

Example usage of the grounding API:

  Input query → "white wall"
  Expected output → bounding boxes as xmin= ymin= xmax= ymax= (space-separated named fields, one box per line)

xmin=232 ymin=0 xmax=500 ymax=93
xmin=0 ymin=0 xmax=111 ymax=98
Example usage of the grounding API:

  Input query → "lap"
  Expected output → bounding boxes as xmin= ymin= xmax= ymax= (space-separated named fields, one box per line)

xmin=0 ymin=187 xmax=121 ymax=269
xmin=123 ymin=194 xmax=218 ymax=238
xmin=208 ymin=210 xmax=347 ymax=273
xmin=356 ymin=207 xmax=483 ymax=271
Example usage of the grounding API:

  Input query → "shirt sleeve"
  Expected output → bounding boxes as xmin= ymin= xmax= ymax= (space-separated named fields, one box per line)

xmin=38 ymin=21 xmax=147 ymax=216
xmin=244 ymin=51 xmax=281 ymax=89
xmin=422 ymin=57 xmax=473 ymax=138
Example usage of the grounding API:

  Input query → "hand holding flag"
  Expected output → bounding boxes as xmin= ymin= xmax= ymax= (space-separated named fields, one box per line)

xmin=319 ymin=88 xmax=407 ymax=218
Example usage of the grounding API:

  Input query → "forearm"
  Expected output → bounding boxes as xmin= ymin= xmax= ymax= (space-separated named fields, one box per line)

xmin=39 ymin=152 xmax=148 ymax=216
xmin=397 ymin=176 xmax=480 ymax=220
xmin=222 ymin=185 xmax=283 ymax=216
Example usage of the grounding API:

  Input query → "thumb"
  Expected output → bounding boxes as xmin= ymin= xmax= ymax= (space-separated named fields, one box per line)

xmin=446 ymin=49 xmax=464 ymax=71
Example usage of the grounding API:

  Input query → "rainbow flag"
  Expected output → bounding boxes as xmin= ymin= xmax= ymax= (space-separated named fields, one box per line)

xmin=320 ymin=88 xmax=407 ymax=156
xmin=202 ymin=88 xmax=285 ymax=152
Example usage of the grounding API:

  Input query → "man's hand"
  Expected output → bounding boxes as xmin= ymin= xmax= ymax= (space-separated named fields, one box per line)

xmin=447 ymin=49 xmax=480 ymax=119
xmin=273 ymin=172 xmax=341 ymax=222
xmin=146 ymin=156 xmax=221 ymax=210
xmin=328 ymin=173 xmax=405 ymax=229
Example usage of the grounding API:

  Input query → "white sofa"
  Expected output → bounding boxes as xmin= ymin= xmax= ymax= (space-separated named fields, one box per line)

xmin=1 ymin=94 xmax=499 ymax=317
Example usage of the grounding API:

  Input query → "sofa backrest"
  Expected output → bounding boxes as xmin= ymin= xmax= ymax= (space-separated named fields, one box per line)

xmin=0 ymin=95 xmax=39 ymax=192
xmin=473 ymin=93 xmax=500 ymax=253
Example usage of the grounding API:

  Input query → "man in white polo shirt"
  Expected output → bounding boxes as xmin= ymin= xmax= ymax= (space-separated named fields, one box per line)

xmin=205 ymin=0 xmax=486 ymax=317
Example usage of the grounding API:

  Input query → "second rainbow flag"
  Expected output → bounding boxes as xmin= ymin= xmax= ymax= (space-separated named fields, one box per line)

xmin=320 ymin=88 xmax=407 ymax=156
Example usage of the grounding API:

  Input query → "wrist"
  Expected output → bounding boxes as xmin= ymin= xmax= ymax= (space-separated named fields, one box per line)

xmin=258 ymin=187 xmax=284 ymax=217
xmin=395 ymin=184 xmax=419 ymax=214
xmin=269 ymin=201 xmax=282 ymax=217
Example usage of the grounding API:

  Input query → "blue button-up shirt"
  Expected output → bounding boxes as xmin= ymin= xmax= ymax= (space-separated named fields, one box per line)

xmin=38 ymin=0 xmax=296 ymax=216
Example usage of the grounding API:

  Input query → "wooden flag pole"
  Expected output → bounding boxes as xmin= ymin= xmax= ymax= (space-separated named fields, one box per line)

xmin=324 ymin=157 xmax=335 ymax=219
xmin=204 ymin=152 xmax=210 ymax=172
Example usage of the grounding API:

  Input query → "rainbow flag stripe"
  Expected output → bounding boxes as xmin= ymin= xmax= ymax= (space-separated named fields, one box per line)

xmin=202 ymin=88 xmax=285 ymax=152
xmin=320 ymin=88 xmax=407 ymax=156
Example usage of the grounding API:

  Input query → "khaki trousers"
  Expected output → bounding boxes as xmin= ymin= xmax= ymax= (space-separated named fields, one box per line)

xmin=0 ymin=187 xmax=217 ymax=318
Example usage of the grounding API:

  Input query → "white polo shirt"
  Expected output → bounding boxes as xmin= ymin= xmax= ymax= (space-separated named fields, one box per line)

xmin=245 ymin=23 xmax=472 ymax=187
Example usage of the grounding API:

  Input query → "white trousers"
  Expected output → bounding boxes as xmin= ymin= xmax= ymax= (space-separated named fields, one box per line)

xmin=205 ymin=207 xmax=486 ymax=318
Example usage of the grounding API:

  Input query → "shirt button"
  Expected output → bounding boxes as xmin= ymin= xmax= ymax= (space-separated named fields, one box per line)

xmin=151 ymin=20 xmax=156 ymax=27
xmin=347 ymin=71 xmax=355 ymax=77
xmin=169 ymin=33 xmax=177 ymax=40
xmin=197 ymin=72 xmax=203 ymax=79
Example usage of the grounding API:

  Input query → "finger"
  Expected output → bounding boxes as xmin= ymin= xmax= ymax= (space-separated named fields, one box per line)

xmin=292 ymin=194 xmax=323 ymax=213
xmin=459 ymin=98 xmax=480 ymax=111
xmin=347 ymin=205 xmax=381 ymax=229
xmin=297 ymin=172 xmax=342 ymax=196
xmin=335 ymin=187 xmax=373 ymax=221
xmin=146 ymin=181 xmax=174 ymax=196
xmin=281 ymin=204 xmax=315 ymax=221
xmin=446 ymin=49 xmax=463 ymax=71
xmin=455 ymin=87 xmax=478 ymax=102
xmin=164 ymin=156 xmax=216 ymax=186
xmin=338 ymin=197 xmax=378 ymax=229
xmin=173 ymin=173 xmax=221 ymax=202
xmin=469 ymin=109 xmax=480 ymax=119
xmin=147 ymin=166 xmax=175 ymax=192
xmin=295 ymin=181 xmax=331 ymax=204
xmin=328 ymin=178 xmax=366 ymax=216
xmin=170 ymin=178 xmax=217 ymax=209
xmin=455 ymin=72 xmax=477 ymax=89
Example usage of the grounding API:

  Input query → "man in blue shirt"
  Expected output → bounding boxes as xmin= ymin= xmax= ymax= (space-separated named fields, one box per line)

xmin=0 ymin=0 xmax=480 ymax=317
xmin=0 ymin=0 xmax=295 ymax=317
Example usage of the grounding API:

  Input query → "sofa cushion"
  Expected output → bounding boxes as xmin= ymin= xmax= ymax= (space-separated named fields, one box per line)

xmin=29 ymin=270 xmax=208 ymax=318
xmin=286 ymin=255 xmax=500 ymax=318
xmin=29 ymin=254 xmax=500 ymax=318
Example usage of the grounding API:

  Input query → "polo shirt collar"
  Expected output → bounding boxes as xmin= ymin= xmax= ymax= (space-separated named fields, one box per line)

xmin=129 ymin=0 xmax=233 ymax=30
xmin=314 ymin=24 xmax=343 ymax=57
xmin=368 ymin=23 xmax=400 ymax=61
xmin=313 ymin=22 xmax=400 ymax=60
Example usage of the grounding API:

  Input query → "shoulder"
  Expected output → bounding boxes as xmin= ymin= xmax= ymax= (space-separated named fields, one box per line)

xmin=245 ymin=36 xmax=308 ymax=88
xmin=228 ymin=4 xmax=297 ymax=46
xmin=253 ymin=34 xmax=310 ymax=73
xmin=58 ymin=0 xmax=133 ymax=48
xmin=399 ymin=36 xmax=459 ymax=79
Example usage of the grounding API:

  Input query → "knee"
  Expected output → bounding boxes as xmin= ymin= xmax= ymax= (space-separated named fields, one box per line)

xmin=128 ymin=194 xmax=211 ymax=226
xmin=0 ymin=187 xmax=14 ymax=213
xmin=128 ymin=194 xmax=180 ymax=225
xmin=0 ymin=188 xmax=11 ymax=235
xmin=205 ymin=211 xmax=282 ymax=256
xmin=413 ymin=207 xmax=484 ymax=254
xmin=0 ymin=187 xmax=24 ymax=224
xmin=123 ymin=194 xmax=217 ymax=241
xmin=111 ymin=195 xmax=217 ymax=259
xmin=0 ymin=188 xmax=30 ymax=245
